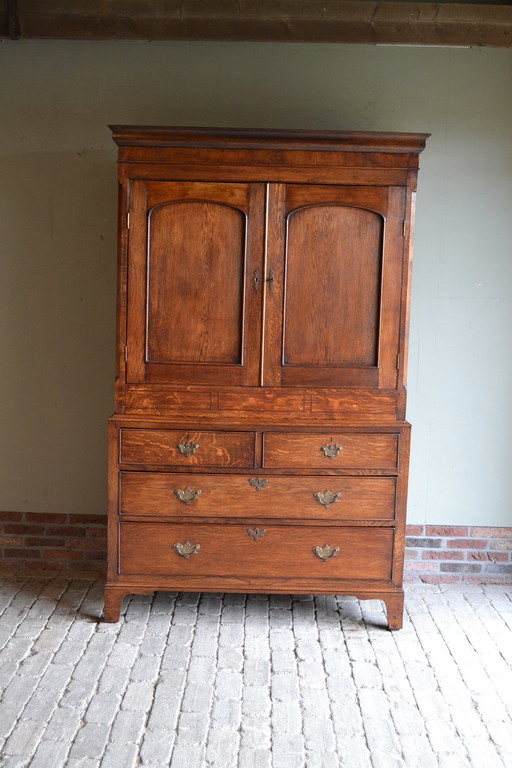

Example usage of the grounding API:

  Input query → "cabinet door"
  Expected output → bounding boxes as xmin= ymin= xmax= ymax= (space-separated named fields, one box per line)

xmin=126 ymin=181 xmax=265 ymax=385
xmin=264 ymin=184 xmax=405 ymax=388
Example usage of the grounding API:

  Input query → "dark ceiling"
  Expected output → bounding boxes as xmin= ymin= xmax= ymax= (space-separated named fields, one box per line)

xmin=2 ymin=1 xmax=512 ymax=47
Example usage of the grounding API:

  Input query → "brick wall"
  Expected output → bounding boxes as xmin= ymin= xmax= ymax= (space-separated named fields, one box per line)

xmin=405 ymin=525 xmax=512 ymax=584
xmin=1 ymin=513 xmax=511 ymax=584
xmin=0 ymin=512 xmax=107 ymax=575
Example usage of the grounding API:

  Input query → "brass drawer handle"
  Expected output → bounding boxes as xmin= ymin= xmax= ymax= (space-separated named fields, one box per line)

xmin=247 ymin=528 xmax=266 ymax=541
xmin=174 ymin=541 xmax=200 ymax=559
xmin=321 ymin=441 xmax=342 ymax=459
xmin=313 ymin=544 xmax=340 ymax=562
xmin=177 ymin=439 xmax=199 ymax=457
xmin=174 ymin=487 xmax=202 ymax=505
xmin=249 ymin=477 xmax=268 ymax=491
xmin=314 ymin=490 xmax=341 ymax=508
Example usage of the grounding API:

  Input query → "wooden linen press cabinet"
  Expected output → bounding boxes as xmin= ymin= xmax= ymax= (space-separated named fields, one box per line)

xmin=104 ymin=126 xmax=428 ymax=629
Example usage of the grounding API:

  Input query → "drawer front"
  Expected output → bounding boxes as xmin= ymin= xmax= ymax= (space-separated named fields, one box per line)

xmin=119 ymin=522 xmax=394 ymax=581
xmin=263 ymin=432 xmax=399 ymax=469
xmin=120 ymin=472 xmax=396 ymax=521
xmin=119 ymin=429 xmax=256 ymax=467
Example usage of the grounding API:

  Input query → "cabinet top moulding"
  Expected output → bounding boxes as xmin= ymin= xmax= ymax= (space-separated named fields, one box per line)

xmin=110 ymin=125 xmax=430 ymax=162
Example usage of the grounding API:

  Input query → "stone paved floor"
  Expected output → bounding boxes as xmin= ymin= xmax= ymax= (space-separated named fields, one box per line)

xmin=0 ymin=570 xmax=511 ymax=768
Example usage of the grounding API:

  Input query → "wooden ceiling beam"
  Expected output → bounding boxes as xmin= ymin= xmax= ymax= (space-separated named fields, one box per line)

xmin=2 ymin=1 xmax=512 ymax=47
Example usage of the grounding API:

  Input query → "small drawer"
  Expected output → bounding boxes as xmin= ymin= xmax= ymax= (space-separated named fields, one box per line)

xmin=263 ymin=432 xmax=399 ymax=469
xmin=119 ymin=521 xmax=394 ymax=581
xmin=120 ymin=472 xmax=396 ymax=521
xmin=119 ymin=429 xmax=256 ymax=467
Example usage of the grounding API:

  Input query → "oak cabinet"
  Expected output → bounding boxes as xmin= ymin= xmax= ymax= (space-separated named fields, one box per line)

xmin=104 ymin=126 xmax=428 ymax=629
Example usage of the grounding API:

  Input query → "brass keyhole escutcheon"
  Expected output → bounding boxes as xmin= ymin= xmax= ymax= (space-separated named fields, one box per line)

xmin=247 ymin=528 xmax=266 ymax=541
xmin=249 ymin=477 xmax=268 ymax=491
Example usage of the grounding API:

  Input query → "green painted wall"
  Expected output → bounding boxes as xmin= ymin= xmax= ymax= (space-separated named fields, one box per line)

xmin=1 ymin=41 xmax=511 ymax=525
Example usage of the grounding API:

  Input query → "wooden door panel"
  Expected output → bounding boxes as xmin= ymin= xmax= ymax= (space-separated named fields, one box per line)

xmin=264 ymin=184 xmax=405 ymax=389
xmin=283 ymin=204 xmax=382 ymax=367
xmin=147 ymin=201 xmax=244 ymax=365
xmin=126 ymin=181 xmax=264 ymax=386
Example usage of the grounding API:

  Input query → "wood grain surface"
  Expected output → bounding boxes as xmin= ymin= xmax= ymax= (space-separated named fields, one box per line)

xmin=119 ymin=472 xmax=397 ymax=521
xmin=119 ymin=522 xmax=394 ymax=581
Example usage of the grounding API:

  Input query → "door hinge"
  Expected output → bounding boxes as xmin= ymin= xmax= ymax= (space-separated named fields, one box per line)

xmin=126 ymin=212 xmax=130 ymax=230
xmin=396 ymin=353 xmax=400 ymax=369
xmin=402 ymin=219 xmax=406 ymax=237
xmin=124 ymin=345 xmax=128 ymax=362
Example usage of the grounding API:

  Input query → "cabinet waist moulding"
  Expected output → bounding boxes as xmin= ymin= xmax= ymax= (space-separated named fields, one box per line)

xmin=104 ymin=125 xmax=428 ymax=629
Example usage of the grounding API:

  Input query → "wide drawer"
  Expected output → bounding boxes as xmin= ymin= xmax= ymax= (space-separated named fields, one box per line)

xmin=119 ymin=429 xmax=256 ymax=467
xmin=119 ymin=472 xmax=396 ymax=521
xmin=263 ymin=432 xmax=399 ymax=469
xmin=119 ymin=522 xmax=394 ymax=580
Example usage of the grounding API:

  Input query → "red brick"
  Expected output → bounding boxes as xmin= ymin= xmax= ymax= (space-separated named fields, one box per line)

xmin=73 ymin=515 xmax=107 ymax=525
xmin=425 ymin=526 xmax=468 ymax=537
xmin=27 ymin=513 xmax=68 ymax=524
xmin=45 ymin=526 xmax=87 ymax=537
xmin=66 ymin=538 xmax=106 ymax=551
xmin=403 ymin=572 xmax=421 ymax=582
xmin=87 ymin=526 xmax=108 ymax=537
xmin=470 ymin=527 xmax=512 ymax=538
xmin=405 ymin=525 xmax=424 ymax=536
xmin=4 ymin=549 xmax=41 ymax=559
xmin=16 ymin=561 xmax=58 ymax=571
xmin=405 ymin=549 xmax=419 ymax=560
xmin=402 ymin=561 xmax=439 ymax=571
xmin=422 ymin=550 xmax=464 ymax=561
xmin=0 ymin=512 xmax=24 ymax=522
xmin=490 ymin=540 xmax=512 ymax=551
xmin=1 ymin=567 xmax=21 ymax=578
xmin=465 ymin=575 xmax=512 ymax=585
xmin=13 ymin=558 xmax=49 ymax=572
xmin=447 ymin=539 xmax=487 ymax=549
xmin=420 ymin=574 xmax=462 ymax=585
xmin=468 ymin=551 xmax=509 ymax=563
xmin=25 ymin=537 xmax=66 ymax=548
xmin=42 ymin=549 xmax=84 ymax=560
xmin=4 ymin=524 xmax=44 ymax=535
xmin=83 ymin=551 xmax=106 ymax=561
xmin=440 ymin=563 xmax=482 ymax=573
xmin=0 ymin=536 xmax=23 ymax=547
